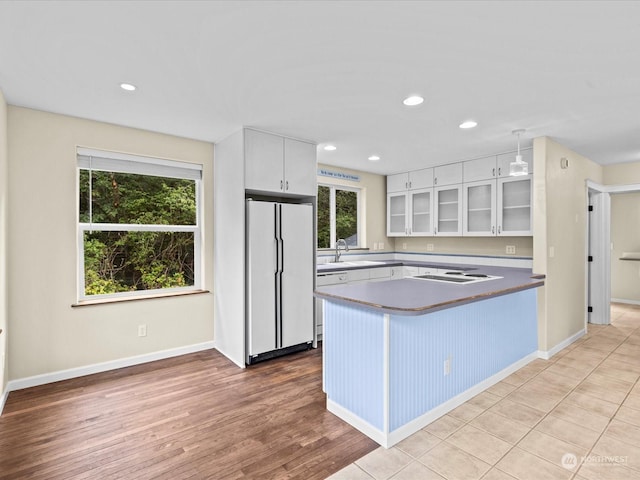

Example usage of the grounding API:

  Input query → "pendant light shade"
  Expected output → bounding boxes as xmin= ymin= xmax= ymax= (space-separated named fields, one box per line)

xmin=510 ymin=129 xmax=529 ymax=176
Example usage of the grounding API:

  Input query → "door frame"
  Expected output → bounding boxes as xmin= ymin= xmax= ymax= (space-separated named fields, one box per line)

xmin=586 ymin=180 xmax=640 ymax=325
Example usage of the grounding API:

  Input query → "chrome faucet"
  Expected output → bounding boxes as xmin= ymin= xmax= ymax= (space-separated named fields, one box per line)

xmin=335 ymin=238 xmax=348 ymax=262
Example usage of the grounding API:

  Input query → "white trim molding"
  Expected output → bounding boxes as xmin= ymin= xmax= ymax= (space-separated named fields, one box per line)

xmin=537 ymin=328 xmax=586 ymax=360
xmin=6 ymin=341 xmax=215 ymax=394
xmin=0 ymin=387 xmax=8 ymax=415
xmin=328 ymin=351 xmax=539 ymax=448
xmin=611 ymin=298 xmax=640 ymax=306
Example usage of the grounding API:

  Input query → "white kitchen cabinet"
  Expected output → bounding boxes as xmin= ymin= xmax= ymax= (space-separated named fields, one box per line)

xmin=434 ymin=163 xmax=463 ymax=187
xmin=496 ymin=148 xmax=533 ymax=177
xmin=498 ymin=176 xmax=532 ymax=235
xmin=387 ymin=192 xmax=408 ymax=236
xmin=387 ymin=188 xmax=433 ymax=236
xmin=434 ymin=185 xmax=462 ymax=236
xmin=463 ymin=155 xmax=497 ymax=183
xmin=387 ymin=168 xmax=433 ymax=193
xmin=402 ymin=266 xmax=419 ymax=277
xmin=245 ymin=129 xmax=316 ymax=196
xmin=463 ymin=180 xmax=497 ymax=236
xmin=390 ymin=266 xmax=403 ymax=279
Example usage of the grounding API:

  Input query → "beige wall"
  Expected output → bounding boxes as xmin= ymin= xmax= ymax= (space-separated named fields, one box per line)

xmin=533 ymin=137 xmax=603 ymax=351
xmin=399 ymin=236 xmax=533 ymax=257
xmin=604 ymin=162 xmax=640 ymax=185
xmin=610 ymin=192 xmax=640 ymax=302
xmin=317 ymin=164 xmax=392 ymax=252
xmin=7 ymin=107 xmax=215 ymax=380
xmin=0 ymin=90 xmax=7 ymax=394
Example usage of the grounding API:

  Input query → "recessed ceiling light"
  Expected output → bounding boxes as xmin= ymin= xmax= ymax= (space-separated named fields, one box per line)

xmin=368 ymin=155 xmax=381 ymax=161
xmin=403 ymin=95 xmax=424 ymax=106
xmin=120 ymin=83 xmax=137 ymax=91
xmin=459 ymin=120 xmax=478 ymax=129
xmin=324 ymin=145 xmax=337 ymax=151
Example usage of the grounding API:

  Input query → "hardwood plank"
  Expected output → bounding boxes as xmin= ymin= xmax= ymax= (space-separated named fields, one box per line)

xmin=0 ymin=346 xmax=377 ymax=479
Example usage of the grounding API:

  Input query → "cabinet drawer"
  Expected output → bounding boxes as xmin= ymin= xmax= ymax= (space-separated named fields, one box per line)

xmin=317 ymin=272 xmax=348 ymax=286
xmin=368 ymin=267 xmax=391 ymax=280
xmin=347 ymin=269 xmax=370 ymax=283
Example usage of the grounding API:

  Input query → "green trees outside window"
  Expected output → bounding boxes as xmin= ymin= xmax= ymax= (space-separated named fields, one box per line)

xmin=317 ymin=185 xmax=359 ymax=249
xmin=79 ymin=170 xmax=197 ymax=296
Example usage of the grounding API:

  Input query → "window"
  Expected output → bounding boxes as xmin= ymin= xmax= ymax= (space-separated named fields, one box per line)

xmin=317 ymin=184 xmax=360 ymax=248
xmin=77 ymin=148 xmax=202 ymax=301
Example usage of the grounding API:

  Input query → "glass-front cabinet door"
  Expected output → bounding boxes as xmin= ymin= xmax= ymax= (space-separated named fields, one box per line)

xmin=409 ymin=188 xmax=433 ymax=235
xmin=498 ymin=176 xmax=532 ymax=235
xmin=463 ymin=180 xmax=496 ymax=236
xmin=387 ymin=192 xmax=408 ymax=236
xmin=434 ymin=185 xmax=462 ymax=236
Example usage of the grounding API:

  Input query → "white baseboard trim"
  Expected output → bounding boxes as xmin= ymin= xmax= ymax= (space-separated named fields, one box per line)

xmin=6 ymin=341 xmax=216 ymax=393
xmin=327 ymin=350 xmax=539 ymax=448
xmin=0 ymin=387 xmax=8 ymax=415
xmin=537 ymin=328 xmax=586 ymax=360
xmin=611 ymin=298 xmax=640 ymax=306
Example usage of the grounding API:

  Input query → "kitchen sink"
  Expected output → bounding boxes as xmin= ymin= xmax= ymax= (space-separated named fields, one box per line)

xmin=411 ymin=273 xmax=502 ymax=284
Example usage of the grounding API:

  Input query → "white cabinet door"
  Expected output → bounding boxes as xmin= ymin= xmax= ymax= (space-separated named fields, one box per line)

xmin=390 ymin=266 xmax=403 ymax=279
xmin=409 ymin=168 xmax=434 ymax=190
xmin=498 ymin=176 xmax=532 ymax=235
xmin=434 ymin=185 xmax=462 ymax=236
xmin=463 ymin=156 xmax=497 ymax=183
xmin=496 ymin=148 xmax=533 ymax=177
xmin=409 ymin=188 xmax=433 ymax=235
xmin=245 ymin=129 xmax=284 ymax=193
xmin=368 ymin=267 xmax=391 ymax=281
xmin=463 ymin=180 xmax=496 ymax=236
xmin=402 ymin=266 xmax=419 ymax=277
xmin=387 ymin=192 xmax=408 ymax=236
xmin=284 ymin=138 xmax=316 ymax=196
xmin=387 ymin=173 xmax=409 ymax=193
xmin=434 ymin=163 xmax=463 ymax=187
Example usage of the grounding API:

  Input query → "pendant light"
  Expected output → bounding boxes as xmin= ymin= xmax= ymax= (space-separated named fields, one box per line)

xmin=509 ymin=129 xmax=529 ymax=176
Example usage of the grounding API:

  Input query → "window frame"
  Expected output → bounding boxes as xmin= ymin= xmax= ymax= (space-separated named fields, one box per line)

xmin=318 ymin=183 xmax=361 ymax=249
xmin=76 ymin=148 xmax=203 ymax=302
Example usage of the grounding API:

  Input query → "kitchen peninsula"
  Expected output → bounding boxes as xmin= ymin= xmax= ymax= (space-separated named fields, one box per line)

xmin=315 ymin=263 xmax=544 ymax=448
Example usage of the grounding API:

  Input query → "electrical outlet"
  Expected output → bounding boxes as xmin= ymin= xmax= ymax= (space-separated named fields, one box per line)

xmin=402 ymin=242 xmax=407 ymax=250
xmin=506 ymin=245 xmax=516 ymax=255
xmin=427 ymin=243 xmax=434 ymax=252
xmin=138 ymin=324 xmax=147 ymax=337
xmin=379 ymin=242 xmax=384 ymax=250
xmin=444 ymin=357 xmax=451 ymax=376
xmin=372 ymin=242 xmax=378 ymax=251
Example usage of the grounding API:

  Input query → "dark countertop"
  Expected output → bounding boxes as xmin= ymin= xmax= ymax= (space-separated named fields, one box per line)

xmin=314 ymin=264 xmax=544 ymax=316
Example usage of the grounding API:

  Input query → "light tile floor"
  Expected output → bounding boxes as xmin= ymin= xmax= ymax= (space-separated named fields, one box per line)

xmin=327 ymin=303 xmax=640 ymax=480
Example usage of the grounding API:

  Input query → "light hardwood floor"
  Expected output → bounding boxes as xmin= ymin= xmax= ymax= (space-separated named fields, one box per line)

xmin=0 ymin=346 xmax=377 ymax=479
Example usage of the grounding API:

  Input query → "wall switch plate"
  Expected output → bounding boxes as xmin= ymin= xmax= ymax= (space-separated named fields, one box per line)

xmin=506 ymin=245 xmax=516 ymax=255
xmin=138 ymin=324 xmax=147 ymax=337
xmin=372 ymin=242 xmax=378 ymax=251
xmin=444 ymin=357 xmax=451 ymax=376
xmin=402 ymin=242 xmax=407 ymax=250
xmin=427 ymin=243 xmax=434 ymax=252
xmin=379 ymin=242 xmax=384 ymax=250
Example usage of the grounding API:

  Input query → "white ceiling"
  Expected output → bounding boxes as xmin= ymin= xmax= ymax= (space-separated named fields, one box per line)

xmin=1 ymin=0 xmax=639 ymax=175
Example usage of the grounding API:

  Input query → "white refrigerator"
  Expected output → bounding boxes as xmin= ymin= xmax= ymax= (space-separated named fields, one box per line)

xmin=246 ymin=199 xmax=314 ymax=364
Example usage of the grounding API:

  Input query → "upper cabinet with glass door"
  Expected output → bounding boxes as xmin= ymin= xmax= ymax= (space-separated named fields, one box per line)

xmin=497 ymin=176 xmax=532 ymax=236
xmin=386 ymin=168 xmax=434 ymax=236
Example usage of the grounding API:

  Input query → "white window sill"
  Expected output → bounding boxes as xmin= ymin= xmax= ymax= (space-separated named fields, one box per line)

xmin=71 ymin=289 xmax=210 ymax=307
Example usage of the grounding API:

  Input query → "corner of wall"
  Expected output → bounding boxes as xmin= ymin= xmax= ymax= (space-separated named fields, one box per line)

xmin=0 ymin=87 xmax=8 ymax=404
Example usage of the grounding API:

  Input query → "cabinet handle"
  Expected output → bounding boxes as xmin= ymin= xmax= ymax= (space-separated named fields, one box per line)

xmin=409 ymin=181 xmax=412 ymax=189
xmin=434 ymin=226 xmax=438 ymax=234
xmin=280 ymin=180 xmax=284 ymax=190
xmin=498 ymin=167 xmax=501 ymax=176
xmin=286 ymin=180 xmax=289 ymax=190
xmin=492 ymin=226 xmax=495 ymax=234
xmin=492 ymin=168 xmax=496 ymax=177
xmin=498 ymin=226 xmax=501 ymax=234
xmin=434 ymin=177 xmax=438 ymax=185
xmin=405 ymin=181 xmax=408 ymax=189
